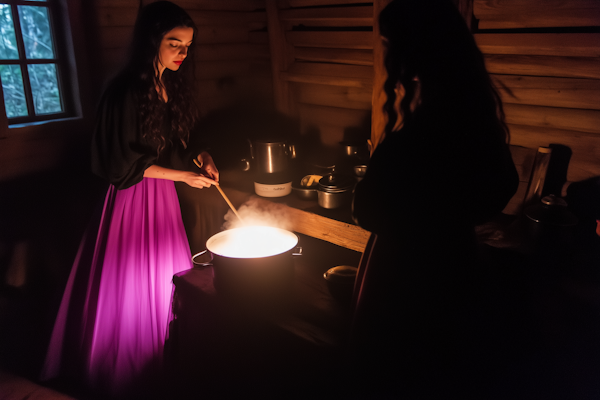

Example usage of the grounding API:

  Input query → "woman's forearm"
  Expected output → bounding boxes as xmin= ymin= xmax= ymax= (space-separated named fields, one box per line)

xmin=143 ymin=165 xmax=186 ymax=181
xmin=143 ymin=165 xmax=217 ymax=189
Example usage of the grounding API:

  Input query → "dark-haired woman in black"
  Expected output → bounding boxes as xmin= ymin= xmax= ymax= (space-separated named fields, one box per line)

xmin=350 ymin=0 xmax=518 ymax=398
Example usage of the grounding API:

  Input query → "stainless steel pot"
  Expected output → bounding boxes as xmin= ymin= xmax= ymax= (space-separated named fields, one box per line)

xmin=243 ymin=139 xmax=296 ymax=174
xmin=317 ymin=174 xmax=356 ymax=209
xmin=192 ymin=226 xmax=302 ymax=301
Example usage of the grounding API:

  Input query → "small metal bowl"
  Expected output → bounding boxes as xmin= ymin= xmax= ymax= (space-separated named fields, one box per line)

xmin=292 ymin=183 xmax=317 ymax=200
xmin=292 ymin=175 xmax=320 ymax=200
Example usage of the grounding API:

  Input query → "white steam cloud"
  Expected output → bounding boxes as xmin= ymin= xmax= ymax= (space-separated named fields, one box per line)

xmin=222 ymin=196 xmax=294 ymax=232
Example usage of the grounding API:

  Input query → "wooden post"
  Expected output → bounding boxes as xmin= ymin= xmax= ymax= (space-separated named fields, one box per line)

xmin=266 ymin=0 xmax=295 ymax=115
xmin=370 ymin=0 xmax=392 ymax=155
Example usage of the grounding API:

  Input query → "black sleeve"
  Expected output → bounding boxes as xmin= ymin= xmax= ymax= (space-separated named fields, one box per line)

xmin=352 ymin=124 xmax=519 ymax=233
xmin=352 ymin=132 xmax=425 ymax=234
xmin=91 ymin=83 xmax=157 ymax=190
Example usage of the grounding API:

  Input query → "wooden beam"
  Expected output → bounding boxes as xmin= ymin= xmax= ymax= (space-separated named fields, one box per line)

xmin=475 ymin=33 xmax=600 ymax=58
xmin=282 ymin=72 xmax=373 ymax=89
xmin=484 ymin=54 xmax=600 ymax=80
xmin=493 ymin=75 xmax=600 ymax=110
xmin=284 ymin=0 xmax=372 ymax=7
xmin=278 ymin=6 xmax=373 ymax=26
xmin=294 ymin=47 xmax=373 ymax=66
xmin=266 ymin=0 xmax=295 ymax=115
xmin=196 ymin=59 xmax=270 ymax=80
xmin=288 ymin=62 xmax=372 ymax=79
xmin=152 ymin=0 xmax=265 ymax=11
xmin=250 ymin=198 xmax=371 ymax=253
xmin=195 ymin=43 xmax=270 ymax=61
xmin=194 ymin=25 xmax=250 ymax=44
xmin=475 ymin=0 xmax=600 ymax=29
xmin=187 ymin=10 xmax=267 ymax=26
xmin=295 ymin=82 xmax=372 ymax=110
xmin=287 ymin=31 xmax=373 ymax=49
xmin=282 ymin=62 xmax=373 ymax=88
xmin=504 ymin=103 xmax=600 ymax=135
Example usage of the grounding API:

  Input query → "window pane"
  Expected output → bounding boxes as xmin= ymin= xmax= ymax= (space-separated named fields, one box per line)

xmin=18 ymin=5 xmax=54 ymax=59
xmin=0 ymin=64 xmax=28 ymax=118
xmin=28 ymin=63 xmax=62 ymax=115
xmin=0 ymin=4 xmax=19 ymax=60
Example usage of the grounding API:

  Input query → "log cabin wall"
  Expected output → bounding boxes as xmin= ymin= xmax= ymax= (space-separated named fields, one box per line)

xmin=267 ymin=0 xmax=375 ymax=150
xmin=474 ymin=0 xmax=600 ymax=186
xmin=94 ymin=0 xmax=271 ymax=117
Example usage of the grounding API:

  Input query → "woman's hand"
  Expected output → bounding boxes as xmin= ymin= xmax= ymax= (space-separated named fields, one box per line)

xmin=196 ymin=151 xmax=219 ymax=182
xmin=181 ymin=171 xmax=218 ymax=189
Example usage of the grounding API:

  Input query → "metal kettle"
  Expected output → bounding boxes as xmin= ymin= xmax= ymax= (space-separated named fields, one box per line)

xmin=242 ymin=139 xmax=296 ymax=174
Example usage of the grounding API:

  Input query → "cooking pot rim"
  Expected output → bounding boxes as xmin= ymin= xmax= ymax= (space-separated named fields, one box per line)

xmin=206 ymin=226 xmax=299 ymax=259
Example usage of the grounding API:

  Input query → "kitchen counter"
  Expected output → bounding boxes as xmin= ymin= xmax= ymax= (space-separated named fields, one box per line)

xmin=175 ymin=168 xmax=371 ymax=256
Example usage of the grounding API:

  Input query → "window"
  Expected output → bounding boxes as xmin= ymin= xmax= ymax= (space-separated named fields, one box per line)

xmin=0 ymin=0 xmax=74 ymax=124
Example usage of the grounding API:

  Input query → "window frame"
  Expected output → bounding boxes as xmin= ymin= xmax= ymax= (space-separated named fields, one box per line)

xmin=0 ymin=0 xmax=78 ymax=125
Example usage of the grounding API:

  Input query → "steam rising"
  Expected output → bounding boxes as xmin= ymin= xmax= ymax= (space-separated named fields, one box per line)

xmin=222 ymin=196 xmax=293 ymax=231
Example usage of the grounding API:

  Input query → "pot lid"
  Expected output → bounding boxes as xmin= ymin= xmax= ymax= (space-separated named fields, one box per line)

xmin=525 ymin=194 xmax=578 ymax=227
xmin=318 ymin=174 xmax=355 ymax=191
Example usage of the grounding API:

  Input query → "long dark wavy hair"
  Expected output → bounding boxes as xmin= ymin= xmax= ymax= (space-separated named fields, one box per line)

xmin=379 ymin=0 xmax=509 ymax=143
xmin=118 ymin=1 xmax=198 ymax=155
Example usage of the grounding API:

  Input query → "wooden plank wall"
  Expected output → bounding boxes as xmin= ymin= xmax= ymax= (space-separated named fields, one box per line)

xmin=93 ymin=0 xmax=271 ymax=116
xmin=268 ymin=0 xmax=375 ymax=147
xmin=474 ymin=0 xmax=600 ymax=184
xmin=91 ymin=1 xmax=600 ymax=183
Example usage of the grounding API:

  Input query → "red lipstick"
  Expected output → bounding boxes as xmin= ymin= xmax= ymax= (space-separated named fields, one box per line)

xmin=174 ymin=61 xmax=183 ymax=66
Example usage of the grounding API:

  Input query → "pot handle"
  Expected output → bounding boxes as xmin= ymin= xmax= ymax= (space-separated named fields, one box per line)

xmin=191 ymin=249 xmax=213 ymax=267
xmin=292 ymin=246 xmax=302 ymax=256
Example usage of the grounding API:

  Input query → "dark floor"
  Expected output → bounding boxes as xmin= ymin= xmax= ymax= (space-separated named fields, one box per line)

xmin=0 ymin=168 xmax=105 ymax=399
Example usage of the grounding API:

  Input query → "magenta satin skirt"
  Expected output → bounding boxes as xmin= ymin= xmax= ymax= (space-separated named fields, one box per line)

xmin=41 ymin=178 xmax=192 ymax=396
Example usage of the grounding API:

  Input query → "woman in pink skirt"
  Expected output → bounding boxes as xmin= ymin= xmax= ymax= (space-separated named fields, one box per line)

xmin=41 ymin=2 xmax=218 ymax=397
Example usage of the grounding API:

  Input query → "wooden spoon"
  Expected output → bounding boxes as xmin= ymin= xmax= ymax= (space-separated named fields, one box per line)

xmin=193 ymin=158 xmax=244 ymax=223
